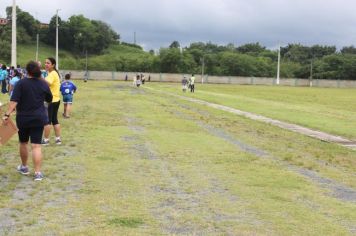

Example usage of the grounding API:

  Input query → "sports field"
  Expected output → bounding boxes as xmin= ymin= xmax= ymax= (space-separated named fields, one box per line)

xmin=0 ymin=81 xmax=355 ymax=235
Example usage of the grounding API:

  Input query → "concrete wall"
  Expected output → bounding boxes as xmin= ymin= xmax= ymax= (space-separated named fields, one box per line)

xmin=61 ymin=70 xmax=356 ymax=88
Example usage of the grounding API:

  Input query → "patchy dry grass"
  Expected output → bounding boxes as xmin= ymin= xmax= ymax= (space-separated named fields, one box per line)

xmin=0 ymin=81 xmax=355 ymax=235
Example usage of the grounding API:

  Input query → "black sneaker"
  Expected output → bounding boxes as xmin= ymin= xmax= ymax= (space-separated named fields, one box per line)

xmin=41 ymin=139 xmax=50 ymax=146
xmin=55 ymin=138 xmax=62 ymax=145
xmin=34 ymin=172 xmax=44 ymax=181
xmin=17 ymin=165 xmax=30 ymax=175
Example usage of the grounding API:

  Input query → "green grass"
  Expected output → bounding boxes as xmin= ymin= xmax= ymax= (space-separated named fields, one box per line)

xmin=0 ymin=81 xmax=355 ymax=235
xmin=0 ymin=42 xmax=150 ymax=71
xmin=150 ymin=83 xmax=356 ymax=140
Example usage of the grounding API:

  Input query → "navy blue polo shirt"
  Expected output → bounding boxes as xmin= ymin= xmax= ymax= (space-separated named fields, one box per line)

xmin=11 ymin=77 xmax=52 ymax=128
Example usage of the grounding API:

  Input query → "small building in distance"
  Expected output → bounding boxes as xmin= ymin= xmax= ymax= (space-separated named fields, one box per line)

xmin=40 ymin=23 xmax=49 ymax=29
xmin=0 ymin=18 xmax=8 ymax=26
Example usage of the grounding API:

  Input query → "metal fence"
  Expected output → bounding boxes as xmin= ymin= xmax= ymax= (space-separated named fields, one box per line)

xmin=60 ymin=70 xmax=356 ymax=88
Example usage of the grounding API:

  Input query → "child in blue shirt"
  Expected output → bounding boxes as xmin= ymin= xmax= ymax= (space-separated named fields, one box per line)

xmin=9 ymin=69 xmax=21 ymax=99
xmin=60 ymin=73 xmax=77 ymax=118
xmin=0 ymin=64 xmax=8 ymax=94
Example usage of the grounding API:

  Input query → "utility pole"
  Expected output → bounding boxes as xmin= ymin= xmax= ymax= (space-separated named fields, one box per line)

xmin=11 ymin=0 xmax=17 ymax=67
xmin=84 ymin=49 xmax=88 ymax=82
xmin=201 ymin=56 xmax=205 ymax=84
xmin=134 ymin=31 xmax=136 ymax=45
xmin=85 ymin=50 xmax=88 ymax=71
xmin=36 ymin=34 xmax=39 ymax=61
xmin=276 ymin=44 xmax=281 ymax=85
xmin=56 ymin=9 xmax=61 ymax=69
xmin=35 ymin=12 xmax=39 ymax=61
xmin=309 ymin=59 xmax=313 ymax=87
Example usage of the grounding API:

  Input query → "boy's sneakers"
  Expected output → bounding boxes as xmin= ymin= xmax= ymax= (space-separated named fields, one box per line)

xmin=34 ymin=172 xmax=44 ymax=181
xmin=41 ymin=139 xmax=50 ymax=146
xmin=55 ymin=138 xmax=62 ymax=145
xmin=17 ymin=165 xmax=29 ymax=175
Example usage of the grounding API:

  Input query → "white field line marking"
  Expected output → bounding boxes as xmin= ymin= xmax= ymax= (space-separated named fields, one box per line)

xmin=145 ymin=87 xmax=356 ymax=149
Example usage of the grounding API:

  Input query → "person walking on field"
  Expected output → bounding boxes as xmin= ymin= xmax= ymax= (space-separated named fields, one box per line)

xmin=2 ymin=61 xmax=52 ymax=181
xmin=42 ymin=57 xmax=62 ymax=146
xmin=190 ymin=74 xmax=195 ymax=93
xmin=60 ymin=73 xmax=77 ymax=118
xmin=136 ymin=74 xmax=142 ymax=87
xmin=182 ymin=76 xmax=188 ymax=92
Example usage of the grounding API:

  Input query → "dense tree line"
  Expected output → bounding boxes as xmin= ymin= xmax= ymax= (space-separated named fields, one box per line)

xmin=154 ymin=41 xmax=356 ymax=80
xmin=1 ymin=6 xmax=356 ymax=79
xmin=2 ymin=6 xmax=119 ymax=57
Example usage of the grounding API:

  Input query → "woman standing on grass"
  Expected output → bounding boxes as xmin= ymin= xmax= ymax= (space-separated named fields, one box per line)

xmin=2 ymin=61 xmax=52 ymax=181
xmin=42 ymin=57 xmax=62 ymax=145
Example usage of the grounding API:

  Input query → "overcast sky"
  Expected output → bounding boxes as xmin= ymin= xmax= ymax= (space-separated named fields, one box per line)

xmin=1 ymin=0 xmax=355 ymax=51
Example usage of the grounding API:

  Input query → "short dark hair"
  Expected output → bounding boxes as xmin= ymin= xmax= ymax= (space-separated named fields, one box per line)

xmin=65 ymin=73 xmax=71 ymax=80
xmin=1 ymin=64 xmax=6 ymax=70
xmin=26 ymin=61 xmax=41 ymax=78
xmin=14 ymin=69 xmax=20 ymax=78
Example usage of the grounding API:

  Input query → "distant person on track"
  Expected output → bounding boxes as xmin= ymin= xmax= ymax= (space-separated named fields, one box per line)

xmin=190 ymin=74 xmax=195 ymax=93
xmin=141 ymin=74 xmax=145 ymax=84
xmin=60 ymin=73 xmax=77 ymax=118
xmin=42 ymin=57 xmax=62 ymax=146
xmin=2 ymin=61 xmax=52 ymax=181
xmin=136 ymin=74 xmax=142 ymax=87
xmin=182 ymin=76 xmax=188 ymax=92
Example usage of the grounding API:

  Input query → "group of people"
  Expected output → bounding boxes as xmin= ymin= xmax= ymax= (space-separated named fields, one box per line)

xmin=1 ymin=58 xmax=77 ymax=181
xmin=0 ymin=64 xmax=26 ymax=95
xmin=132 ymin=73 xmax=147 ymax=87
xmin=182 ymin=74 xmax=196 ymax=93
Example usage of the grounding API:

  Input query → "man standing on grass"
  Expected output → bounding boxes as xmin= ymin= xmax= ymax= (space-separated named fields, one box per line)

xmin=190 ymin=74 xmax=195 ymax=93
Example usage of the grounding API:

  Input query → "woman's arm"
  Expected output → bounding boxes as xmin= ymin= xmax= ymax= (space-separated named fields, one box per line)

xmin=2 ymin=101 xmax=17 ymax=122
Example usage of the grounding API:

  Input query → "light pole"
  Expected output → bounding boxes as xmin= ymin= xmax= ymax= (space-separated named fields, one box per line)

xmin=11 ymin=0 xmax=17 ymax=67
xmin=201 ymin=56 xmax=205 ymax=84
xmin=276 ymin=44 xmax=281 ymax=85
xmin=56 ymin=9 xmax=61 ymax=70
xmin=36 ymin=33 xmax=39 ymax=61
xmin=309 ymin=58 xmax=313 ymax=87
xmin=35 ymin=12 xmax=39 ymax=62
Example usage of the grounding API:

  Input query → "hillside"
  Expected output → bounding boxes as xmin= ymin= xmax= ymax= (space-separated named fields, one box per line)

xmin=0 ymin=42 xmax=153 ymax=71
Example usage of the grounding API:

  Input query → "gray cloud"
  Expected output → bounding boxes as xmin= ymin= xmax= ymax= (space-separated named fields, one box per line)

xmin=1 ymin=0 xmax=356 ymax=50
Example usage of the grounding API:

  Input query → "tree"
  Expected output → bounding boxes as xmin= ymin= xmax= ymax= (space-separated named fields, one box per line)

xmin=159 ymin=48 xmax=181 ymax=73
xmin=237 ymin=42 xmax=266 ymax=55
xmin=6 ymin=6 xmax=37 ymax=39
xmin=341 ymin=46 xmax=356 ymax=54
xmin=169 ymin=41 xmax=180 ymax=49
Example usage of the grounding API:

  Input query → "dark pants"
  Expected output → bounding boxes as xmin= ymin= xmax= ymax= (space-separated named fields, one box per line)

xmin=1 ymin=80 xmax=7 ymax=94
xmin=47 ymin=101 xmax=60 ymax=125
xmin=190 ymin=84 xmax=195 ymax=93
